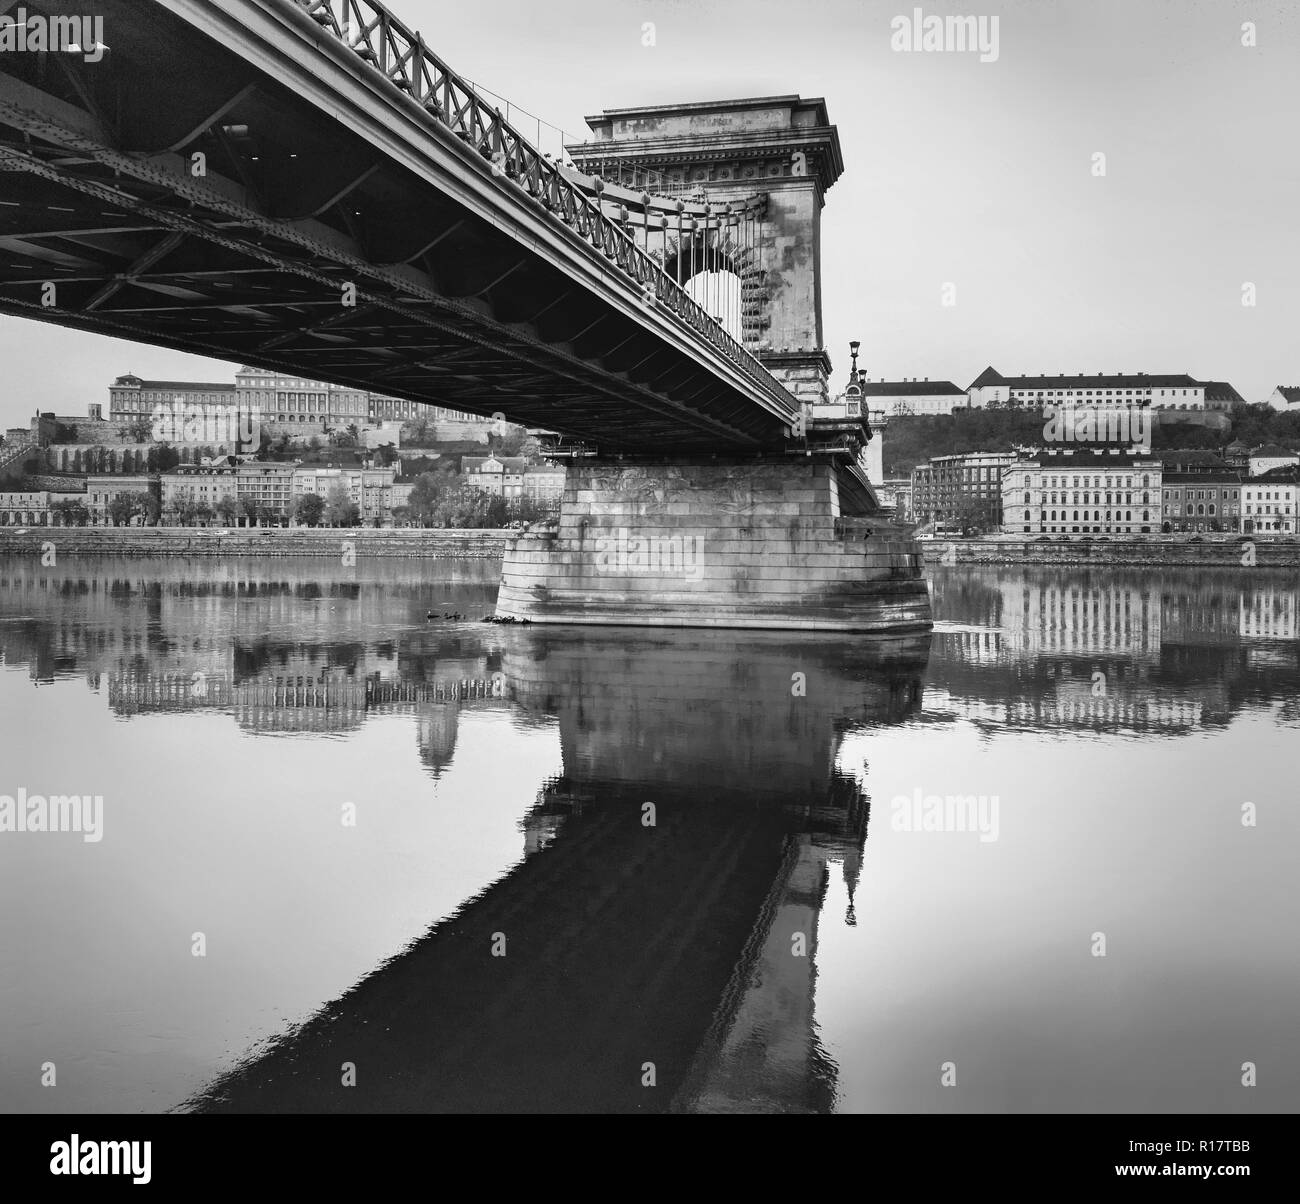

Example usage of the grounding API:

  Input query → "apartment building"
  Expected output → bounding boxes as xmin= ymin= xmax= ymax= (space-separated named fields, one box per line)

xmin=911 ymin=451 xmax=1016 ymax=531
xmin=1002 ymin=449 xmax=1161 ymax=536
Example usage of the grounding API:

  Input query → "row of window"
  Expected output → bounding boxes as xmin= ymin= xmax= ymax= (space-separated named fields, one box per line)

xmin=1026 ymin=510 xmax=1153 ymax=523
xmin=1026 ymin=475 xmax=1153 ymax=488
xmin=1005 ymin=389 xmax=1197 ymax=398
xmin=1025 ymin=493 xmax=1153 ymax=505
xmin=1166 ymin=504 xmax=1241 ymax=517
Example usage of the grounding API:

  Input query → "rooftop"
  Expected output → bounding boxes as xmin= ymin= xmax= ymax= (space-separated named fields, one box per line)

xmin=1249 ymin=444 xmax=1299 ymax=459
xmin=464 ymin=456 xmax=528 ymax=473
xmin=855 ymin=380 xmax=965 ymax=397
xmin=968 ymin=366 xmax=1203 ymax=391
xmin=112 ymin=375 xmax=235 ymax=391
xmin=1249 ymin=465 xmax=1300 ymax=483
xmin=1017 ymin=448 xmax=1156 ymax=467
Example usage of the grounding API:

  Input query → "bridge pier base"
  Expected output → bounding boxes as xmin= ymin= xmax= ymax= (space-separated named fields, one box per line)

xmin=496 ymin=459 xmax=932 ymax=632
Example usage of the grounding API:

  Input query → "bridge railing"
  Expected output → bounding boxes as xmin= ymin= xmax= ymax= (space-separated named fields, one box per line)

xmin=291 ymin=0 xmax=794 ymax=415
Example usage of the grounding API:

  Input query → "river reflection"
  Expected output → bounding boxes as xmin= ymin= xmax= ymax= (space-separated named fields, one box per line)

xmin=1 ymin=559 xmax=1297 ymax=1113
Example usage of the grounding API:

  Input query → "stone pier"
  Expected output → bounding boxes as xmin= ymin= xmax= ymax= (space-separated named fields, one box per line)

xmin=496 ymin=459 xmax=932 ymax=632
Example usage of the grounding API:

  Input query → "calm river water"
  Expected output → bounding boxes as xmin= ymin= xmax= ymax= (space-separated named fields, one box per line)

xmin=1 ymin=556 xmax=1297 ymax=1113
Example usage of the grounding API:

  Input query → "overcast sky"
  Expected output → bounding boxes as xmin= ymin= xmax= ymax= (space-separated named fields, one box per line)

xmin=1 ymin=0 xmax=1296 ymax=431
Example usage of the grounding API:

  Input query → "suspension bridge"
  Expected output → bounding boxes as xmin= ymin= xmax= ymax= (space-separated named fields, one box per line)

xmin=0 ymin=0 xmax=932 ymax=631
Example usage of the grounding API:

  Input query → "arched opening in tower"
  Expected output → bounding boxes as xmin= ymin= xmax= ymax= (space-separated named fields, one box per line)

xmin=655 ymin=235 xmax=752 ymax=346
xmin=684 ymin=269 xmax=743 ymax=343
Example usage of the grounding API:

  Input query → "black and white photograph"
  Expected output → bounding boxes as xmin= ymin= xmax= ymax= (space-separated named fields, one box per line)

xmin=0 ymin=0 xmax=1295 ymax=1184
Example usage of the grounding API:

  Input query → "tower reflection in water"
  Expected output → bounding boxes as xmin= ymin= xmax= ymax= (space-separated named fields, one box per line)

xmin=189 ymin=628 xmax=931 ymax=1114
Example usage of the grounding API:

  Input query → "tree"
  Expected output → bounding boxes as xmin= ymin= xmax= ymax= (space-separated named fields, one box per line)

xmin=237 ymin=496 xmax=259 ymax=528
xmin=148 ymin=443 xmax=180 ymax=472
xmin=256 ymin=503 xmax=281 ymax=528
xmin=169 ymin=492 xmax=199 ymax=526
xmin=139 ymin=491 xmax=161 ymax=526
xmin=108 ymin=491 xmax=154 ymax=527
xmin=323 ymin=482 xmax=359 ymax=527
xmin=215 ymin=496 xmax=238 ymax=525
xmin=489 ymin=428 xmax=526 ymax=457
xmin=402 ymin=416 xmax=433 ymax=447
xmin=484 ymin=495 xmax=509 ymax=528
xmin=119 ymin=415 xmax=153 ymax=443
xmin=51 ymin=498 xmax=89 ymax=527
xmin=294 ymin=492 xmax=325 ymax=527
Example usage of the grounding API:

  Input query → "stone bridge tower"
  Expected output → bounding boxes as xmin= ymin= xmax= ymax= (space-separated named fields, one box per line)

xmin=567 ymin=96 xmax=844 ymax=410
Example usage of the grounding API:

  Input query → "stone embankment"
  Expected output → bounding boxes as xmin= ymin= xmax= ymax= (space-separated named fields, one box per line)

xmin=920 ymin=536 xmax=1300 ymax=568
xmin=0 ymin=527 xmax=508 ymax=558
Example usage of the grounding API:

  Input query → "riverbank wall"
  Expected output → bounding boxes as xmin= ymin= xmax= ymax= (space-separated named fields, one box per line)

xmin=920 ymin=536 xmax=1300 ymax=568
xmin=0 ymin=527 xmax=508 ymax=558
xmin=4 ymin=527 xmax=1296 ymax=571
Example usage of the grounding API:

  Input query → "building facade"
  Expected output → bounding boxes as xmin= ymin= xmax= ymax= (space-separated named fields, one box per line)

xmin=85 ymin=474 xmax=160 ymax=526
xmin=522 ymin=464 xmax=565 ymax=504
xmin=292 ymin=466 xmax=397 ymax=525
xmin=911 ymin=451 xmax=1016 ymax=532
xmin=463 ymin=455 xmax=528 ymax=500
xmin=0 ymin=490 xmax=52 ymax=525
xmin=236 ymin=463 xmax=298 ymax=522
xmin=1159 ymin=471 xmax=1242 ymax=534
xmin=967 ymin=367 xmax=1233 ymax=412
xmin=1247 ymin=444 xmax=1300 ymax=478
xmin=859 ymin=379 xmax=968 ymax=417
xmin=109 ymin=375 xmax=238 ymax=425
xmin=1265 ymin=386 xmax=1300 ymax=411
xmin=234 ymin=367 xmax=370 ymax=434
xmin=1242 ymin=468 xmax=1298 ymax=535
xmin=114 ymin=370 xmax=494 ymax=438
xmin=161 ymin=465 xmax=239 ymax=522
xmin=1001 ymin=450 xmax=1161 ymax=537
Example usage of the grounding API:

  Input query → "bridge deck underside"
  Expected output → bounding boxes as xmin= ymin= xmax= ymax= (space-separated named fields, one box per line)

xmin=0 ymin=0 xmax=792 ymax=453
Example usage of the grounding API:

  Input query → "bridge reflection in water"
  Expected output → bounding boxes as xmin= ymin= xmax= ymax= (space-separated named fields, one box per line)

xmin=187 ymin=628 xmax=930 ymax=1114
xmin=5 ymin=560 xmax=1299 ymax=1111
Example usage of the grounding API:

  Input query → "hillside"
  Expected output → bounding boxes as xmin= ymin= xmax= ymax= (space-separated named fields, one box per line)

xmin=881 ymin=405 xmax=1300 ymax=477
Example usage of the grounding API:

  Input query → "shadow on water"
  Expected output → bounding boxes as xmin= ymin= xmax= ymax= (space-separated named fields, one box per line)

xmin=182 ymin=625 xmax=931 ymax=1114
